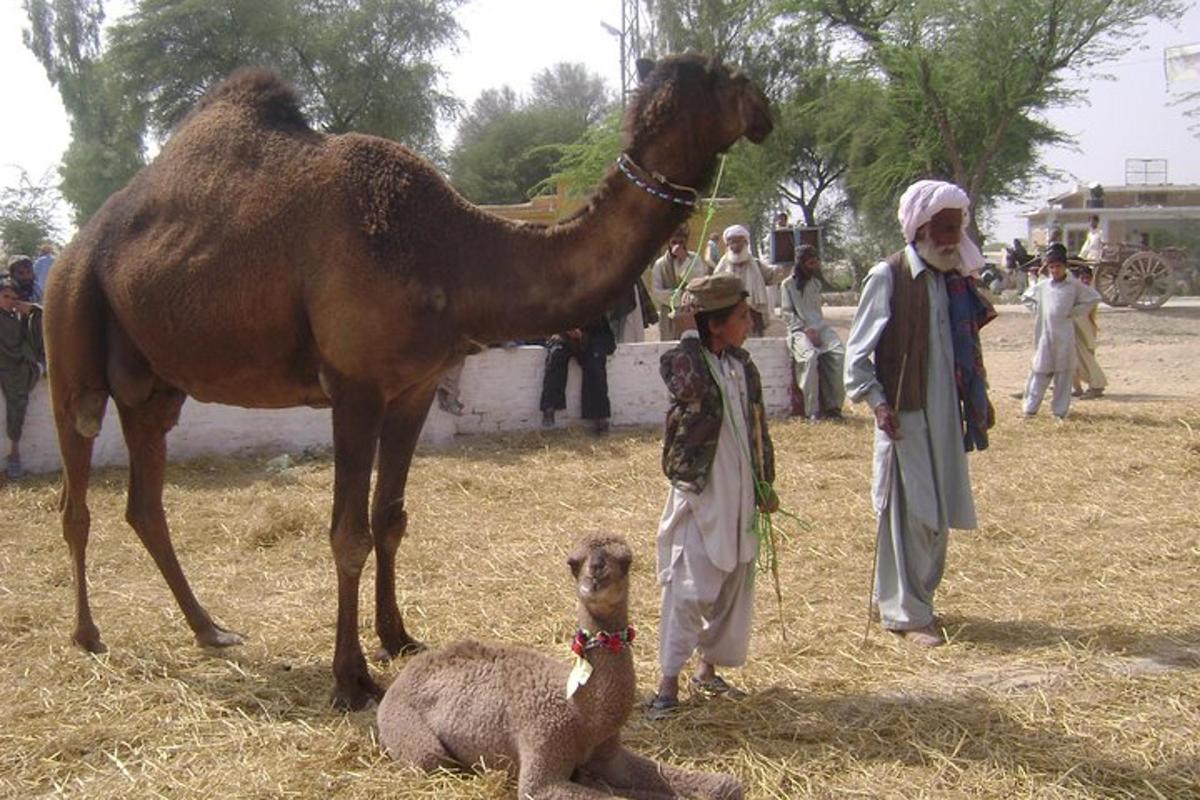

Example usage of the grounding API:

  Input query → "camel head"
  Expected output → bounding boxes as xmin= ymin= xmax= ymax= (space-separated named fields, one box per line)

xmin=567 ymin=533 xmax=633 ymax=622
xmin=624 ymin=53 xmax=773 ymax=187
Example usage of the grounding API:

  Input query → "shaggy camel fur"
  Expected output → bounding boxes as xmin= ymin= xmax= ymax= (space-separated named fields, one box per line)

xmin=44 ymin=54 xmax=771 ymax=709
xmin=378 ymin=533 xmax=742 ymax=799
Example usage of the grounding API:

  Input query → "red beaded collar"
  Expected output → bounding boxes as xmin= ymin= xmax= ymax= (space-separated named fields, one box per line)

xmin=571 ymin=626 xmax=636 ymax=656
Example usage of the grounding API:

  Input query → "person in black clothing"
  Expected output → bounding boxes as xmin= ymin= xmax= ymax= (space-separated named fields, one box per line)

xmin=539 ymin=316 xmax=616 ymax=434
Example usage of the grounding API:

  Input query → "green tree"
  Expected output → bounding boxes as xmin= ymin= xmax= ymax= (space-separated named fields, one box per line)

xmin=449 ymin=64 xmax=614 ymax=204
xmin=642 ymin=0 xmax=773 ymax=61
xmin=784 ymin=0 xmax=1184 ymax=239
xmin=23 ymin=0 xmax=146 ymax=225
xmin=106 ymin=0 xmax=463 ymax=150
xmin=1 ymin=169 xmax=62 ymax=257
xmin=24 ymin=0 xmax=464 ymax=224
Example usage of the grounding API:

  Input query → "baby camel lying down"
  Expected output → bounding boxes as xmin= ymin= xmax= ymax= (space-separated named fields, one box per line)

xmin=377 ymin=532 xmax=742 ymax=799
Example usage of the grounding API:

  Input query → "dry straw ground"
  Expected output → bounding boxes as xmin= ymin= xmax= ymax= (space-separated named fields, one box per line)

xmin=2 ymin=304 xmax=1198 ymax=799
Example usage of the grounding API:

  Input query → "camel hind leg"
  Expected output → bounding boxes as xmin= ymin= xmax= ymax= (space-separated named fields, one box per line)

xmin=115 ymin=388 xmax=245 ymax=648
xmin=46 ymin=268 xmax=112 ymax=653
xmin=56 ymin=412 xmax=106 ymax=652
xmin=377 ymin=694 xmax=458 ymax=771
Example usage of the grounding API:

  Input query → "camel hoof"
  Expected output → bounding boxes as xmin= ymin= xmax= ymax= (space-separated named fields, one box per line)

xmin=331 ymin=676 xmax=384 ymax=711
xmin=73 ymin=627 xmax=107 ymax=654
xmin=196 ymin=625 xmax=246 ymax=648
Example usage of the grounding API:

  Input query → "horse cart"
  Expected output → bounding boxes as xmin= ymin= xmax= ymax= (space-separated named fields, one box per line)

xmin=1081 ymin=243 xmax=1187 ymax=310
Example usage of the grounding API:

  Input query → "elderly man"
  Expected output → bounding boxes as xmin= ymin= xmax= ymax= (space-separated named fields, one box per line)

xmin=781 ymin=244 xmax=844 ymax=421
xmin=714 ymin=224 xmax=787 ymax=336
xmin=651 ymin=225 xmax=707 ymax=341
xmin=845 ymin=179 xmax=993 ymax=647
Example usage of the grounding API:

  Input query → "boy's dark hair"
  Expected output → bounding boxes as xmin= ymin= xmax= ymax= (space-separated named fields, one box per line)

xmin=695 ymin=304 xmax=740 ymax=348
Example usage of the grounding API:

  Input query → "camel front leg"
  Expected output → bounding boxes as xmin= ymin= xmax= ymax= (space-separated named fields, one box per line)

xmin=328 ymin=374 xmax=386 ymax=709
xmin=579 ymin=739 xmax=743 ymax=800
xmin=518 ymin=753 xmax=616 ymax=800
xmin=370 ymin=391 xmax=435 ymax=661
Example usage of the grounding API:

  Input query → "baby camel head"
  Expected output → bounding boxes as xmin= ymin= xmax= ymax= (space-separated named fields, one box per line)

xmin=567 ymin=533 xmax=633 ymax=619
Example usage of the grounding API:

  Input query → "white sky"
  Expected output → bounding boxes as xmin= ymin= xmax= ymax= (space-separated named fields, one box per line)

xmin=1 ymin=0 xmax=1196 ymax=242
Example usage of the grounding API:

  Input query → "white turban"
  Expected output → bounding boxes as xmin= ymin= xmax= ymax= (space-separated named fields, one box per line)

xmin=723 ymin=224 xmax=751 ymax=243
xmin=897 ymin=180 xmax=985 ymax=273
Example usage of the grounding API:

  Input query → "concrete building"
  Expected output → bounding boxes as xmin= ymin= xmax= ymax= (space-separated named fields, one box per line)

xmin=1023 ymin=182 xmax=1200 ymax=256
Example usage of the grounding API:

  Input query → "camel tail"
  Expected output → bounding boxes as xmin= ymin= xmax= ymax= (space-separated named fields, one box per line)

xmin=188 ymin=67 xmax=311 ymax=132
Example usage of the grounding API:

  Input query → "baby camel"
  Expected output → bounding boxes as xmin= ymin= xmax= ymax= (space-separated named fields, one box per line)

xmin=377 ymin=532 xmax=741 ymax=799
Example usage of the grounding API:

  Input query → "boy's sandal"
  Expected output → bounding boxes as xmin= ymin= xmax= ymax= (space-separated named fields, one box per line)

xmin=645 ymin=694 xmax=680 ymax=720
xmin=690 ymin=675 xmax=746 ymax=699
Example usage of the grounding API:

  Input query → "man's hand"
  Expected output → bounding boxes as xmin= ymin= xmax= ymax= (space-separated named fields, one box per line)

xmin=874 ymin=403 xmax=902 ymax=440
xmin=805 ymin=328 xmax=822 ymax=347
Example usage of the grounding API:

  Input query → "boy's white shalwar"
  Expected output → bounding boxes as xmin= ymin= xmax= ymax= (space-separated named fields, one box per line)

xmin=656 ymin=342 xmax=758 ymax=675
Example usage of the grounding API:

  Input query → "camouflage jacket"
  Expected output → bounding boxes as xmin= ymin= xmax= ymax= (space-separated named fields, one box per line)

xmin=660 ymin=336 xmax=775 ymax=493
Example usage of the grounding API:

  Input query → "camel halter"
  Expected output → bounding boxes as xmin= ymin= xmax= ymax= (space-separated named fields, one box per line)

xmin=565 ymin=625 xmax=636 ymax=699
xmin=616 ymin=153 xmax=699 ymax=208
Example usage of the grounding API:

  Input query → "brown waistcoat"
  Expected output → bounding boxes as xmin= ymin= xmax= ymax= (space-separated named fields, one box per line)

xmin=875 ymin=249 xmax=930 ymax=411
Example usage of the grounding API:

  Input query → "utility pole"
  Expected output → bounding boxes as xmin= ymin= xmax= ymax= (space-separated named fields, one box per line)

xmin=601 ymin=0 xmax=641 ymax=108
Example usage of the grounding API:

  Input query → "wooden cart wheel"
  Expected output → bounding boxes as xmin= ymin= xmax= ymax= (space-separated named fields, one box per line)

xmin=1092 ymin=262 xmax=1127 ymax=307
xmin=1118 ymin=251 xmax=1174 ymax=310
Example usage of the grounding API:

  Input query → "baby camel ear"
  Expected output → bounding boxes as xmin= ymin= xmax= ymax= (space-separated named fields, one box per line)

xmin=616 ymin=552 xmax=633 ymax=575
xmin=567 ymin=554 xmax=583 ymax=577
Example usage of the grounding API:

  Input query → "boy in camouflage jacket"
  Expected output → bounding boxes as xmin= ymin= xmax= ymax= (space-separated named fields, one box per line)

xmin=648 ymin=273 xmax=778 ymax=718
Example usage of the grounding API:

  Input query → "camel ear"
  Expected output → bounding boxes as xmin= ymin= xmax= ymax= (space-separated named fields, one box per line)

xmin=567 ymin=554 xmax=583 ymax=577
xmin=616 ymin=552 xmax=633 ymax=575
xmin=636 ymin=58 xmax=655 ymax=83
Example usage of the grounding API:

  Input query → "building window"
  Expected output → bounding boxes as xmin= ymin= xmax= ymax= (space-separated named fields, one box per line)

xmin=1134 ymin=192 xmax=1168 ymax=206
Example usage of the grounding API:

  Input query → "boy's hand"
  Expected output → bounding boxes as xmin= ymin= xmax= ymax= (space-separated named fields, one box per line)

xmin=757 ymin=486 xmax=780 ymax=514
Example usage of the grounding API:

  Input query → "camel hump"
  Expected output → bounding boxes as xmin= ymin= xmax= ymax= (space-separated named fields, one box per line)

xmin=192 ymin=67 xmax=310 ymax=131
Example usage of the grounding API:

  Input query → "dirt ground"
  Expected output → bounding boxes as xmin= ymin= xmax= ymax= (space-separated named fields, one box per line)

xmin=1 ymin=298 xmax=1198 ymax=799
xmin=815 ymin=296 xmax=1200 ymax=401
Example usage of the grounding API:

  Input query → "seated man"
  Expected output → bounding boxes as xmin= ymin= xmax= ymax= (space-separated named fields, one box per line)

xmin=539 ymin=316 xmax=615 ymax=434
xmin=0 ymin=277 xmax=44 ymax=480
xmin=781 ymin=245 xmax=844 ymax=421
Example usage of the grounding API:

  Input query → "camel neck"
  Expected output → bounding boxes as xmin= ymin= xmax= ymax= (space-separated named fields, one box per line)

xmin=576 ymin=600 xmax=629 ymax=635
xmin=456 ymin=162 xmax=699 ymax=342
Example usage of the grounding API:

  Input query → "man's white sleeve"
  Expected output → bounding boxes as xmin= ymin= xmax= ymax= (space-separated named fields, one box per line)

xmin=844 ymin=262 xmax=892 ymax=409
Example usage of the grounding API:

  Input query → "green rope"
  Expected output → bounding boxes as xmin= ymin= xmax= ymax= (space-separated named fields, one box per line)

xmin=667 ymin=154 xmax=729 ymax=316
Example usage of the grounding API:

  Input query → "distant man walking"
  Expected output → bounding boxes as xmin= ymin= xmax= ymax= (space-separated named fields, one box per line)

xmin=845 ymin=179 xmax=993 ymax=647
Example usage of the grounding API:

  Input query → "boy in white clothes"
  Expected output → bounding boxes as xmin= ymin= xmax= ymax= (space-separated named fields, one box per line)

xmin=648 ymin=273 xmax=778 ymax=718
xmin=1022 ymin=244 xmax=1101 ymax=420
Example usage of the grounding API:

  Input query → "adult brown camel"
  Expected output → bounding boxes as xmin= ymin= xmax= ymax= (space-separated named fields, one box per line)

xmin=44 ymin=54 xmax=772 ymax=710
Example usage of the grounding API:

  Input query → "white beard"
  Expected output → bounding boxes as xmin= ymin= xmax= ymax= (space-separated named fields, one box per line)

xmin=915 ymin=238 xmax=961 ymax=273
xmin=727 ymin=247 xmax=752 ymax=265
